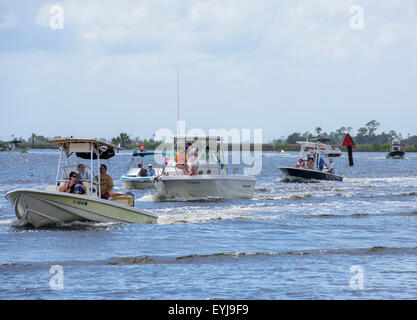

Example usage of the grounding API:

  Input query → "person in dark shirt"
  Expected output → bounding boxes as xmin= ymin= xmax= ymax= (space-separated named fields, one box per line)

xmin=137 ymin=163 xmax=148 ymax=177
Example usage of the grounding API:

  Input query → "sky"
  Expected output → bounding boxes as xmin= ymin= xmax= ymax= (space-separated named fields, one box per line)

xmin=0 ymin=0 xmax=416 ymax=142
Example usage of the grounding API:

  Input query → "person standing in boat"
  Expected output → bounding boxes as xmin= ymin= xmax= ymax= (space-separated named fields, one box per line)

xmin=96 ymin=164 xmax=113 ymax=200
xmin=189 ymin=149 xmax=200 ymax=175
xmin=317 ymin=155 xmax=327 ymax=171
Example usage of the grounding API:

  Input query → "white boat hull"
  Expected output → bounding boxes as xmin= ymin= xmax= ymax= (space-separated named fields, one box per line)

xmin=121 ymin=177 xmax=155 ymax=190
xmin=154 ymin=175 xmax=256 ymax=199
xmin=5 ymin=189 xmax=157 ymax=227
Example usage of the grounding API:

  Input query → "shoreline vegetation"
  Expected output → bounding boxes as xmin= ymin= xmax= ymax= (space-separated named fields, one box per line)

xmin=2 ymin=120 xmax=417 ymax=153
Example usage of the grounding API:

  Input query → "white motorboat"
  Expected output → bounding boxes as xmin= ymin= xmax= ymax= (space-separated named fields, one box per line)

xmin=5 ymin=138 xmax=157 ymax=227
xmin=120 ymin=150 xmax=165 ymax=190
xmin=279 ymin=141 xmax=343 ymax=182
xmin=153 ymin=136 xmax=256 ymax=199
xmin=306 ymin=138 xmax=342 ymax=157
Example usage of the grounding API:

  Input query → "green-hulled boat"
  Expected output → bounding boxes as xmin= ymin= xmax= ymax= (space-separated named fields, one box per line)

xmin=386 ymin=138 xmax=405 ymax=159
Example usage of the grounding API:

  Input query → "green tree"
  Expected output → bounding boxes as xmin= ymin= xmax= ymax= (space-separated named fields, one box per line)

xmin=365 ymin=120 xmax=380 ymax=136
xmin=112 ymin=132 xmax=131 ymax=148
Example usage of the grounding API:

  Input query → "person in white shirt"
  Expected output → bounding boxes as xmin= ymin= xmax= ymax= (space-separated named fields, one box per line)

xmin=189 ymin=149 xmax=200 ymax=175
xmin=327 ymin=158 xmax=335 ymax=174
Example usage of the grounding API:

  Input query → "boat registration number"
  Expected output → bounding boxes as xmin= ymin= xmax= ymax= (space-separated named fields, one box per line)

xmin=73 ymin=200 xmax=88 ymax=206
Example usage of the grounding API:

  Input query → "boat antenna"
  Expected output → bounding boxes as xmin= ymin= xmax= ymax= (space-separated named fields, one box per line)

xmin=177 ymin=68 xmax=180 ymax=122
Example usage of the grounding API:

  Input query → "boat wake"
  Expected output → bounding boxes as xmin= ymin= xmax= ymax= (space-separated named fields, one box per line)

xmin=2 ymin=219 xmax=123 ymax=231
xmin=152 ymin=191 xmax=226 ymax=203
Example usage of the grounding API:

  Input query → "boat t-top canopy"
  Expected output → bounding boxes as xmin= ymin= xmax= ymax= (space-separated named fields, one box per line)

xmin=173 ymin=136 xmax=223 ymax=143
xmin=48 ymin=138 xmax=121 ymax=160
xmin=49 ymin=138 xmax=122 ymax=194
xmin=392 ymin=138 xmax=401 ymax=145
xmin=132 ymin=150 xmax=166 ymax=157
xmin=173 ymin=136 xmax=224 ymax=152
xmin=309 ymin=137 xmax=331 ymax=143
xmin=296 ymin=140 xmax=329 ymax=148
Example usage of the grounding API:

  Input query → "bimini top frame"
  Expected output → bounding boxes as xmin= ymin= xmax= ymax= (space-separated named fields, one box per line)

xmin=48 ymin=138 xmax=122 ymax=196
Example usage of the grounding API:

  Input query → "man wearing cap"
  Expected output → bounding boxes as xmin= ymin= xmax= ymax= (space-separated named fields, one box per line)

xmin=148 ymin=164 xmax=155 ymax=177
xmin=76 ymin=163 xmax=90 ymax=180
xmin=327 ymin=158 xmax=335 ymax=174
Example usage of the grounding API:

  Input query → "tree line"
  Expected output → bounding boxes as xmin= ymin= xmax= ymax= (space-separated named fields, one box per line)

xmin=274 ymin=120 xmax=417 ymax=151
xmin=2 ymin=120 xmax=417 ymax=151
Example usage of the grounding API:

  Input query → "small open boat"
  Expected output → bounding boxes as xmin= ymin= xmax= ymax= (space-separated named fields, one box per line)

xmin=120 ymin=150 xmax=165 ymax=190
xmin=5 ymin=138 xmax=157 ymax=227
xmin=279 ymin=141 xmax=343 ymax=182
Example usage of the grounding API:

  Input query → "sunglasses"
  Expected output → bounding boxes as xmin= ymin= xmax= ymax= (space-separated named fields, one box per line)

xmin=70 ymin=175 xmax=77 ymax=178
xmin=100 ymin=167 xmax=106 ymax=170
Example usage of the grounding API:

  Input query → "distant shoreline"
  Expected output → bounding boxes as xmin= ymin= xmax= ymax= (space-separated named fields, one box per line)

xmin=5 ymin=142 xmax=416 ymax=153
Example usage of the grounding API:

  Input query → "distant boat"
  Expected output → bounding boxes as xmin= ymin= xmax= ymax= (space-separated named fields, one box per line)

xmin=386 ymin=138 xmax=405 ymax=159
xmin=0 ymin=140 xmax=27 ymax=153
xmin=120 ymin=150 xmax=165 ymax=190
xmin=276 ymin=147 xmax=286 ymax=155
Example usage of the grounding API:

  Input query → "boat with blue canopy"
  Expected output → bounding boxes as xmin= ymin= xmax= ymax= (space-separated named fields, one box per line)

xmin=120 ymin=150 xmax=165 ymax=190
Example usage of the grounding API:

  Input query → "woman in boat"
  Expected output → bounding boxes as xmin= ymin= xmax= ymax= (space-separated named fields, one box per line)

xmin=175 ymin=146 xmax=191 ymax=175
xmin=306 ymin=157 xmax=315 ymax=170
xmin=189 ymin=149 xmax=200 ymax=175
xmin=59 ymin=172 xmax=87 ymax=194
xmin=295 ymin=158 xmax=305 ymax=168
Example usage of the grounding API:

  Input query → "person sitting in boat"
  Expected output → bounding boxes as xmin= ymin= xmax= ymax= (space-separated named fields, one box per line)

xmin=189 ymin=149 xmax=200 ymax=175
xmin=76 ymin=163 xmax=90 ymax=180
xmin=295 ymin=158 xmax=305 ymax=168
xmin=306 ymin=157 xmax=315 ymax=170
xmin=59 ymin=171 xmax=87 ymax=194
xmin=137 ymin=163 xmax=148 ymax=177
xmin=95 ymin=164 xmax=113 ymax=200
xmin=175 ymin=146 xmax=191 ymax=175
xmin=148 ymin=164 xmax=155 ymax=177
xmin=327 ymin=158 xmax=335 ymax=174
